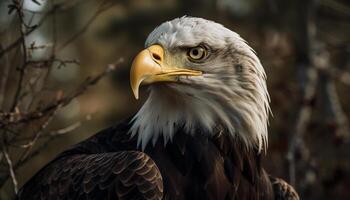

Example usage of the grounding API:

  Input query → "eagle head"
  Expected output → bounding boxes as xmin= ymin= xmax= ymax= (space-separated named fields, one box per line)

xmin=129 ymin=17 xmax=270 ymax=152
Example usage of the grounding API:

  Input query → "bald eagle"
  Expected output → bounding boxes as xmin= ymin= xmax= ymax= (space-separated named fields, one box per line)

xmin=18 ymin=17 xmax=299 ymax=200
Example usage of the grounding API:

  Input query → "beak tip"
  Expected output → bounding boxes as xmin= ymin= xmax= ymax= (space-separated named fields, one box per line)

xmin=132 ymin=86 xmax=139 ymax=100
xmin=130 ymin=45 xmax=164 ymax=101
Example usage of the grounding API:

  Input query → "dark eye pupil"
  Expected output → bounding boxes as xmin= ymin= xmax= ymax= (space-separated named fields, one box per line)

xmin=188 ymin=47 xmax=207 ymax=60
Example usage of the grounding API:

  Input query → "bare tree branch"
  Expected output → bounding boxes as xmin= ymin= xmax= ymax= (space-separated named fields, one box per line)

xmin=10 ymin=0 xmax=29 ymax=112
xmin=0 ymin=0 xmax=122 ymax=195
xmin=0 ymin=0 xmax=86 ymax=58
xmin=0 ymin=45 xmax=10 ymax=108
xmin=2 ymin=148 xmax=18 ymax=194
xmin=0 ymin=59 xmax=123 ymax=189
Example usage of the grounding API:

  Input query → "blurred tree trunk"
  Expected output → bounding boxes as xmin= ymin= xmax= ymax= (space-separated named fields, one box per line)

xmin=287 ymin=0 xmax=349 ymax=198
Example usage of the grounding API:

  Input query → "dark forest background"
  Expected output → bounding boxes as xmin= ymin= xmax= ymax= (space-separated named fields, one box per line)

xmin=0 ymin=0 xmax=349 ymax=199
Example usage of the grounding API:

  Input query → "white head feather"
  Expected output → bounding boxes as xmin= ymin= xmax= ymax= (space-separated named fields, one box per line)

xmin=129 ymin=16 xmax=271 ymax=152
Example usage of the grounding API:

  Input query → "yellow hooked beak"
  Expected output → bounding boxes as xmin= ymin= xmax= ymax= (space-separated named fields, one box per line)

xmin=130 ymin=45 xmax=202 ymax=99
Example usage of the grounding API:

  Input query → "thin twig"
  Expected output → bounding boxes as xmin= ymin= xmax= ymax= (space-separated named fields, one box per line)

xmin=0 ymin=45 xmax=10 ymax=108
xmin=27 ymin=58 xmax=80 ymax=68
xmin=18 ymin=105 xmax=61 ymax=162
xmin=13 ymin=114 xmax=92 ymax=168
xmin=10 ymin=0 xmax=29 ymax=112
xmin=13 ymin=114 xmax=92 ymax=144
xmin=2 ymin=148 xmax=18 ymax=194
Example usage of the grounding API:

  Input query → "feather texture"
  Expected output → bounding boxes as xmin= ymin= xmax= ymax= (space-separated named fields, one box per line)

xmin=18 ymin=119 xmax=298 ymax=200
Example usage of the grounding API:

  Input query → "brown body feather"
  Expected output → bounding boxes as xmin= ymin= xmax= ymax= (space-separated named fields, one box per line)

xmin=18 ymin=118 xmax=298 ymax=200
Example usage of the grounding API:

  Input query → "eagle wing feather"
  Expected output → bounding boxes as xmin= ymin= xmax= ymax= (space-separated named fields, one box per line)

xmin=18 ymin=151 xmax=163 ymax=200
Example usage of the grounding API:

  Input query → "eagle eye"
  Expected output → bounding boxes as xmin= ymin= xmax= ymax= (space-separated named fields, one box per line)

xmin=187 ymin=46 xmax=207 ymax=61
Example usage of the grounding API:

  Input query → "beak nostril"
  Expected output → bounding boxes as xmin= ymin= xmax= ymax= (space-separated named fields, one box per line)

xmin=152 ymin=53 xmax=161 ymax=61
